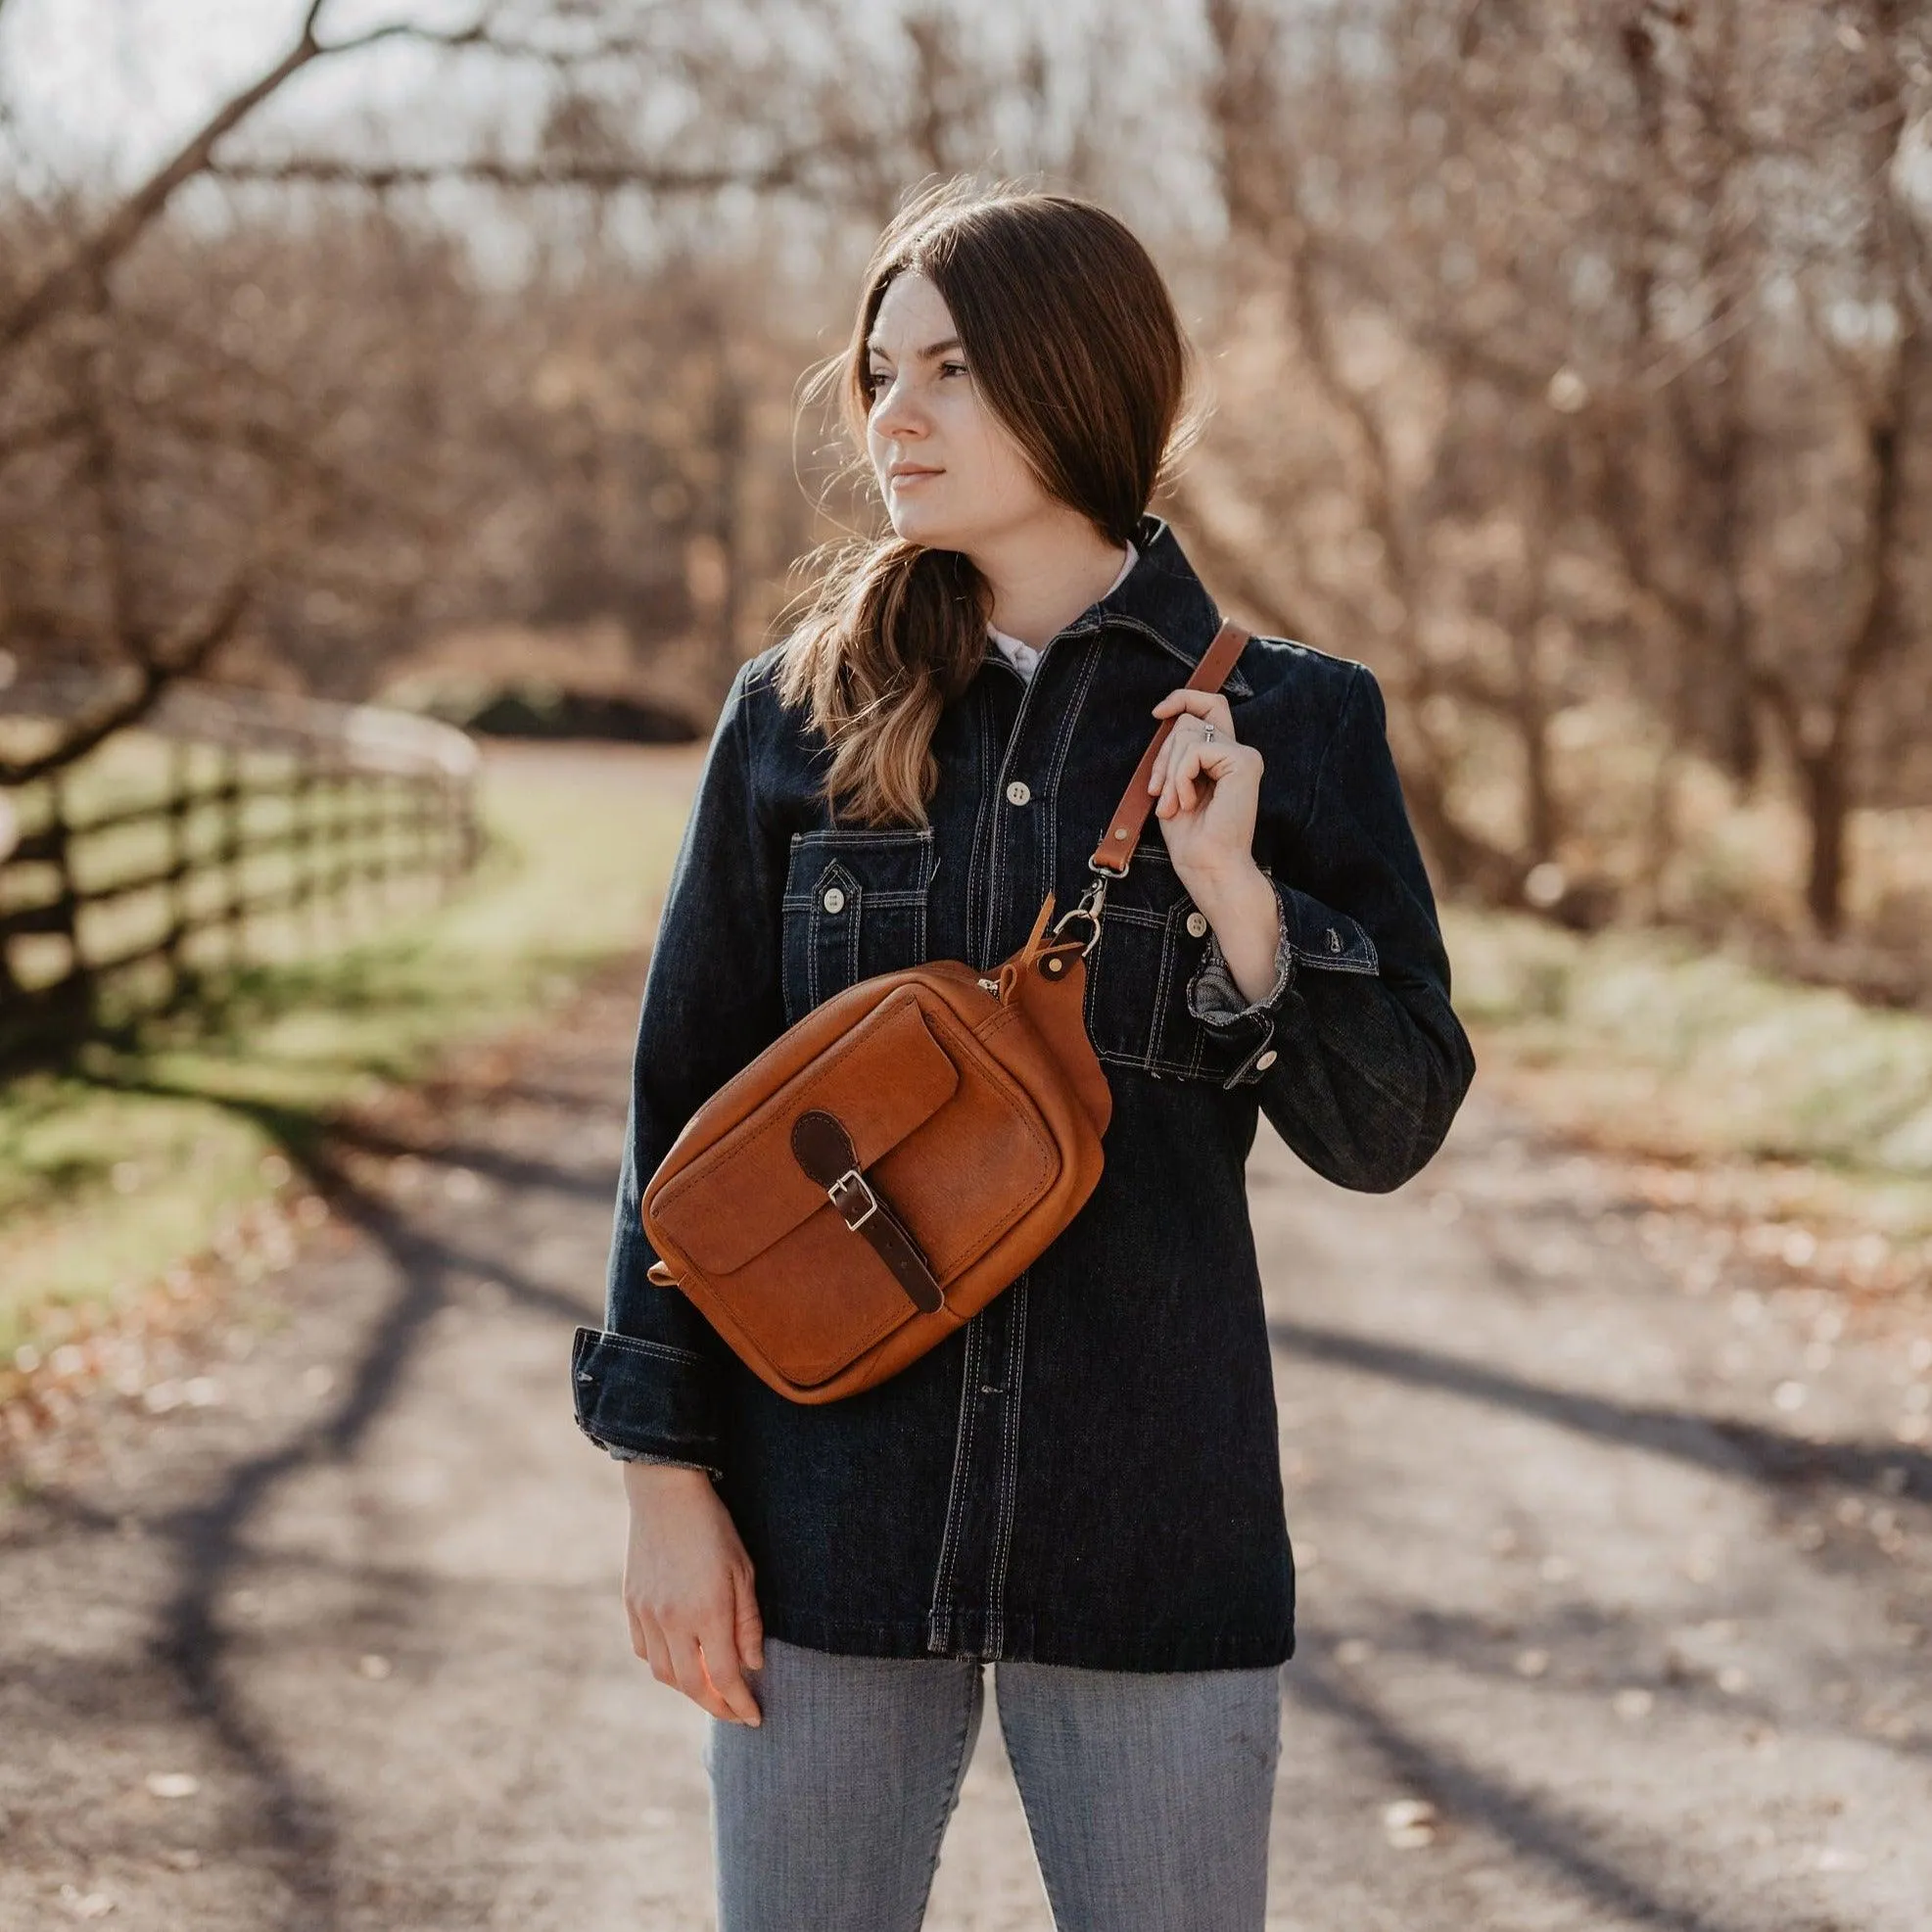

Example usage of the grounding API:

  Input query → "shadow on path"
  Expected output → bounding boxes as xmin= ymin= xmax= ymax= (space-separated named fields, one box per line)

xmin=1269 ymin=1317 xmax=1931 ymax=1500
xmin=14 ymin=1061 xmax=612 ymax=1932
xmin=1288 ymin=1659 xmax=1762 ymax=1932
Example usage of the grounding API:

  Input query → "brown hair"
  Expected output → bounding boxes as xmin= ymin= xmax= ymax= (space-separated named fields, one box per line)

xmin=776 ymin=178 xmax=1200 ymax=826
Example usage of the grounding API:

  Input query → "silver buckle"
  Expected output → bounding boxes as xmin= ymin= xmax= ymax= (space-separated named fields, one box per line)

xmin=826 ymin=1167 xmax=878 ymax=1229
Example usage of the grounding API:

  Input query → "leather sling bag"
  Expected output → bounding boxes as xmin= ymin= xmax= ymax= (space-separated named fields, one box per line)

xmin=638 ymin=619 xmax=1252 ymax=1404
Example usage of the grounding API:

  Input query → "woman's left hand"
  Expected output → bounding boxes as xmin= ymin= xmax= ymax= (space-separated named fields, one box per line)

xmin=1148 ymin=687 xmax=1284 ymax=1007
xmin=1147 ymin=688 xmax=1264 ymax=898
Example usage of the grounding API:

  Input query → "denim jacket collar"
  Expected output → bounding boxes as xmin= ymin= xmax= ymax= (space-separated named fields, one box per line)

xmin=978 ymin=511 xmax=1254 ymax=700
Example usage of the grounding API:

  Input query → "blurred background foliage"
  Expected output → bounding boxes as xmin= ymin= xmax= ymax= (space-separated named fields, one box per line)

xmin=4 ymin=0 xmax=1930 ymax=969
xmin=6 ymin=0 xmax=1932 ymax=1353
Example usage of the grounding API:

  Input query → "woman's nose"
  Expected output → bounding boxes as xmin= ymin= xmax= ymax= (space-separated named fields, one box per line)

xmin=870 ymin=375 xmax=927 ymax=441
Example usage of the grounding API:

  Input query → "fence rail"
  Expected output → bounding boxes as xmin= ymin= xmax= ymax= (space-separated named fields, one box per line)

xmin=0 ymin=680 xmax=481 ymax=1073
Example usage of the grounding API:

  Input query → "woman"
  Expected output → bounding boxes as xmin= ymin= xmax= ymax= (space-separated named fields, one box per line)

xmin=571 ymin=180 xmax=1475 ymax=1930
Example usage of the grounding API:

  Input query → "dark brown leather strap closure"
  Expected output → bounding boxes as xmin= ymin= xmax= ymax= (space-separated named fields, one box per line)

xmin=1088 ymin=618 xmax=1252 ymax=875
xmin=790 ymin=1108 xmax=943 ymax=1314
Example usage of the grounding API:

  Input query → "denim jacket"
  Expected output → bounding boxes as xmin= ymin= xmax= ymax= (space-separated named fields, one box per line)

xmin=571 ymin=513 xmax=1476 ymax=1673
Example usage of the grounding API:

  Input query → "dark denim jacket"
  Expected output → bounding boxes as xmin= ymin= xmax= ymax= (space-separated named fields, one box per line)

xmin=571 ymin=513 xmax=1475 ymax=1673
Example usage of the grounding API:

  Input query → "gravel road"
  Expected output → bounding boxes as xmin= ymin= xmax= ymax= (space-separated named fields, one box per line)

xmin=2 ymin=863 xmax=1927 ymax=1930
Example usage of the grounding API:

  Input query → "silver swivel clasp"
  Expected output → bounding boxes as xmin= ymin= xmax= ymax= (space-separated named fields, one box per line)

xmin=1050 ymin=863 xmax=1113 ymax=957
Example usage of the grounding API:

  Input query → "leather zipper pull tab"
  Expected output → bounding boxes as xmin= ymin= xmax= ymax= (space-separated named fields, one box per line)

xmin=997 ymin=892 xmax=1059 ymax=1005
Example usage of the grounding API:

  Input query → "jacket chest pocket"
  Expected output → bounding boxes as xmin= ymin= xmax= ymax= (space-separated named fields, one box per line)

xmin=781 ymin=827 xmax=935 ymax=1025
xmin=1081 ymin=842 xmax=1242 ymax=1082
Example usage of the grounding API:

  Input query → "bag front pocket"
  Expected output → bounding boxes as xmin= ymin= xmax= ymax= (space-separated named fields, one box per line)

xmin=780 ymin=827 xmax=935 ymax=1024
xmin=645 ymin=984 xmax=1057 ymax=1389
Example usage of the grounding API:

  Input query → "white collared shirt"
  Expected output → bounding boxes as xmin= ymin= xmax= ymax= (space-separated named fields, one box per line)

xmin=986 ymin=542 xmax=1138 ymax=683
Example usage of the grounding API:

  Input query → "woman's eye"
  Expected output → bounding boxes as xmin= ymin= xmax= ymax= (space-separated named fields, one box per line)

xmin=865 ymin=369 xmax=890 ymax=394
xmin=940 ymin=360 xmax=968 ymax=379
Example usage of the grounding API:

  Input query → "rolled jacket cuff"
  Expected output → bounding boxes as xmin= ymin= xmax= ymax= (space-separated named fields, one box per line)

xmin=1186 ymin=873 xmax=1382 ymax=1089
xmin=1188 ymin=886 xmax=1296 ymax=1030
xmin=606 ymin=1445 xmax=720 ymax=1478
xmin=571 ymin=1324 xmax=728 ymax=1481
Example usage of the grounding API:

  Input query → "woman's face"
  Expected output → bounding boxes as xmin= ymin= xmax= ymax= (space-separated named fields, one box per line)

xmin=863 ymin=269 xmax=1056 ymax=552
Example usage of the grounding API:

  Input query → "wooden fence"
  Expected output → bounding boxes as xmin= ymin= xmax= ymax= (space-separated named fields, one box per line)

xmin=0 ymin=681 xmax=481 ymax=1073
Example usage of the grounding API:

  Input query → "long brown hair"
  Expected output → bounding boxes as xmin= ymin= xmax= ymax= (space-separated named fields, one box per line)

xmin=776 ymin=179 xmax=1200 ymax=826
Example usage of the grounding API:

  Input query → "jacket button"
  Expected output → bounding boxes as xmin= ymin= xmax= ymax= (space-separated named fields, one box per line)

xmin=1006 ymin=779 xmax=1032 ymax=806
xmin=1254 ymin=1049 xmax=1278 ymax=1070
xmin=1325 ymin=927 xmax=1342 ymax=952
xmin=1185 ymin=910 xmax=1208 ymax=938
xmin=822 ymin=885 xmax=847 ymax=914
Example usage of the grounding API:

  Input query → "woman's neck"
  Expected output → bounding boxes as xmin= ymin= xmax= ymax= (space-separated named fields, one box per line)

xmin=971 ymin=515 xmax=1134 ymax=651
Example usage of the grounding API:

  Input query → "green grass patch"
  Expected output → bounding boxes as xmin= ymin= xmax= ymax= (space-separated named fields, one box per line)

xmin=1446 ymin=905 xmax=1932 ymax=1238
xmin=0 ymin=748 xmax=687 ymax=1357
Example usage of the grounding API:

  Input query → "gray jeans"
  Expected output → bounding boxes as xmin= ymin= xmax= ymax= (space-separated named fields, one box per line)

xmin=701 ymin=1636 xmax=1283 ymax=1931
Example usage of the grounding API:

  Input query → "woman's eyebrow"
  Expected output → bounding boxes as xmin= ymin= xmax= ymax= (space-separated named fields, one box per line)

xmin=865 ymin=336 xmax=964 ymax=361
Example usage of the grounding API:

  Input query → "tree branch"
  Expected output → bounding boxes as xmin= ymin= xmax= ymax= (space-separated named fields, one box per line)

xmin=204 ymin=149 xmax=827 ymax=196
xmin=0 ymin=9 xmax=490 ymax=354
xmin=0 ymin=575 xmax=254 ymax=785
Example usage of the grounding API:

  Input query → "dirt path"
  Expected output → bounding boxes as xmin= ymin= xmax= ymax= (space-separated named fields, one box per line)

xmin=3 ymin=903 xmax=1929 ymax=1929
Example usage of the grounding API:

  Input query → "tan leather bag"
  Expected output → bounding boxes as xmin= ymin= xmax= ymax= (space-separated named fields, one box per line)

xmin=639 ymin=619 xmax=1251 ymax=1403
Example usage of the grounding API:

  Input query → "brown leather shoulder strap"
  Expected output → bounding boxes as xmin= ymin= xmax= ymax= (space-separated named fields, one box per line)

xmin=1087 ymin=618 xmax=1251 ymax=875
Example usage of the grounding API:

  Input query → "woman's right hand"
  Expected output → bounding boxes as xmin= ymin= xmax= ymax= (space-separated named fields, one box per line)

xmin=621 ymin=1462 xmax=765 ymax=1725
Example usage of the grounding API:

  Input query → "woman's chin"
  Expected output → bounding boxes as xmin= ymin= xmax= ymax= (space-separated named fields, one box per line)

xmin=886 ymin=499 xmax=969 ymax=550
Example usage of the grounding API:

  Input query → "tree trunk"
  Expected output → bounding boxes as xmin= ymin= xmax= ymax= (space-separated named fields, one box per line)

xmin=1801 ymin=750 xmax=1851 ymax=938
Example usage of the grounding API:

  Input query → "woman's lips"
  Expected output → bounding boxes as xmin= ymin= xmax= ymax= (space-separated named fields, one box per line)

xmin=889 ymin=468 xmax=943 ymax=487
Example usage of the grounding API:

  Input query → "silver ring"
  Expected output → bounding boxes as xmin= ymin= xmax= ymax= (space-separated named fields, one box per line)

xmin=1201 ymin=720 xmax=1217 ymax=744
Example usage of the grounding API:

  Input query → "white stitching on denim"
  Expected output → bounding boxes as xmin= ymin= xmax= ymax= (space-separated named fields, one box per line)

xmin=1091 ymin=1046 xmax=1208 ymax=1079
xmin=1177 ymin=910 xmax=1209 ymax=1080
xmin=917 ymin=827 xmax=931 ymax=962
xmin=789 ymin=827 xmax=934 ymax=850
xmin=926 ymin=1315 xmax=982 ymax=1653
xmin=983 ymin=1272 xmax=1027 ymax=1661
xmin=983 ymin=619 xmax=1075 ymax=962
xmin=1146 ymin=899 xmax=1181 ymax=1072
xmin=1103 ymin=612 xmax=1254 ymax=697
xmin=581 ymin=1331 xmax=711 ymax=1368
xmin=791 ymin=846 xmax=939 ymax=1017
xmin=1040 ymin=633 xmax=1104 ymax=907
xmin=804 ymin=878 xmax=823 ymax=1013
xmin=781 ymin=889 xmax=926 ymax=908
xmin=964 ymin=699 xmax=996 ymax=967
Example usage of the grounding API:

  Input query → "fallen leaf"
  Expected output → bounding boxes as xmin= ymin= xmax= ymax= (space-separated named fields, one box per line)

xmin=1382 ymin=1798 xmax=1437 ymax=1850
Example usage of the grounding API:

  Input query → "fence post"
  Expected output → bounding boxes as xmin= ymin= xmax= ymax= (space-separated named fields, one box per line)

xmin=165 ymin=738 xmax=193 ymax=1003
xmin=291 ymin=756 xmax=315 ymax=949
xmin=219 ymin=747 xmax=246 ymax=972
xmin=48 ymin=767 xmax=93 ymax=1044
xmin=0 ymin=697 xmax=481 ymax=1076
